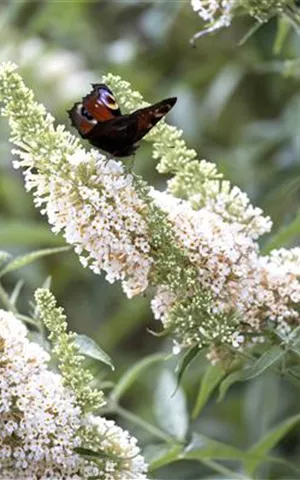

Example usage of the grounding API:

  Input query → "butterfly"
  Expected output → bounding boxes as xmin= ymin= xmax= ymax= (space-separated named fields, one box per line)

xmin=68 ymin=84 xmax=177 ymax=157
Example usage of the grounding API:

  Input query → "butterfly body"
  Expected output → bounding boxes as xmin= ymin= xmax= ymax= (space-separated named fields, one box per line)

xmin=68 ymin=84 xmax=177 ymax=157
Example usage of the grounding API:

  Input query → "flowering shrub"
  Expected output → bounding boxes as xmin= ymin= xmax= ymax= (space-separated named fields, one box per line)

xmin=190 ymin=0 xmax=300 ymax=41
xmin=1 ymin=62 xmax=300 ymax=362
xmin=0 ymin=300 xmax=148 ymax=479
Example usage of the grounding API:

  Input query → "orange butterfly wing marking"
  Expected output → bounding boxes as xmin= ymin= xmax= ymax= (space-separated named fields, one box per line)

xmin=83 ymin=93 xmax=116 ymax=122
xmin=79 ymin=117 xmax=96 ymax=135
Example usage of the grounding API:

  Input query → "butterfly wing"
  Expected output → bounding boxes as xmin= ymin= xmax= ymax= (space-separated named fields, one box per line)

xmin=68 ymin=83 xmax=177 ymax=157
xmin=86 ymin=114 xmax=140 ymax=157
xmin=82 ymin=85 xmax=122 ymax=122
xmin=68 ymin=84 xmax=121 ymax=137
xmin=131 ymin=97 xmax=177 ymax=143
xmin=87 ymin=97 xmax=177 ymax=156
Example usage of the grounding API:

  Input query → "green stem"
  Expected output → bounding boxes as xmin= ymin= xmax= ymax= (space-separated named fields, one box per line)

xmin=0 ymin=281 xmax=18 ymax=314
xmin=225 ymin=342 xmax=300 ymax=388
xmin=283 ymin=6 xmax=300 ymax=33
xmin=114 ymin=404 xmax=176 ymax=444
xmin=16 ymin=313 xmax=39 ymax=328
xmin=200 ymin=459 xmax=249 ymax=480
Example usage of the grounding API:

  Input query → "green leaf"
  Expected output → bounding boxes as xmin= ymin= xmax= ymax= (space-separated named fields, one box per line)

xmin=110 ymin=353 xmax=165 ymax=403
xmin=192 ymin=364 xmax=225 ymax=419
xmin=263 ymin=208 xmax=300 ymax=253
xmin=41 ymin=276 xmax=52 ymax=290
xmin=273 ymin=16 xmax=291 ymax=55
xmin=244 ymin=375 xmax=280 ymax=445
xmin=17 ymin=313 xmax=40 ymax=328
xmin=286 ymin=330 xmax=300 ymax=357
xmin=245 ymin=413 xmax=300 ymax=476
xmin=218 ymin=346 xmax=285 ymax=401
xmin=238 ymin=20 xmax=263 ymax=46
xmin=0 ymin=246 xmax=71 ymax=277
xmin=0 ymin=250 xmax=11 ymax=269
xmin=146 ymin=444 xmax=183 ymax=471
xmin=183 ymin=433 xmax=245 ymax=461
xmin=199 ymin=459 xmax=248 ymax=479
xmin=9 ymin=279 xmax=24 ymax=307
xmin=154 ymin=369 xmax=188 ymax=441
xmin=268 ymin=324 xmax=300 ymax=357
xmin=175 ymin=345 xmax=199 ymax=393
xmin=184 ymin=434 xmax=299 ymax=475
xmin=74 ymin=334 xmax=114 ymax=370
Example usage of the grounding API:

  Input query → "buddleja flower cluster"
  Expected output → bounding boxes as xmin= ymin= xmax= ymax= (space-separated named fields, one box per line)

xmin=1 ymin=62 xmax=300 ymax=360
xmin=0 ymin=305 xmax=148 ymax=479
xmin=191 ymin=0 xmax=235 ymax=38
xmin=150 ymin=191 xmax=300 ymax=353
xmin=190 ymin=0 xmax=296 ymax=40
xmin=0 ymin=62 xmax=152 ymax=298
xmin=104 ymin=74 xmax=272 ymax=240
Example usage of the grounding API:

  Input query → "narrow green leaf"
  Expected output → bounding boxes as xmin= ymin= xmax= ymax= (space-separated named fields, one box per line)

xmin=9 ymin=280 xmax=24 ymax=307
xmin=242 ymin=346 xmax=285 ymax=379
xmin=218 ymin=371 xmax=247 ymax=402
xmin=199 ymin=459 xmax=248 ymax=480
xmin=246 ymin=455 xmax=300 ymax=477
xmin=286 ymin=342 xmax=300 ymax=357
xmin=185 ymin=434 xmax=299 ymax=475
xmin=263 ymin=208 xmax=300 ymax=253
xmin=192 ymin=364 xmax=224 ymax=419
xmin=147 ymin=444 xmax=183 ymax=471
xmin=218 ymin=346 xmax=284 ymax=401
xmin=184 ymin=433 xmax=245 ymax=461
xmin=175 ymin=345 xmax=200 ymax=393
xmin=17 ymin=313 xmax=40 ymax=328
xmin=96 ymin=380 xmax=115 ymax=391
xmin=41 ymin=276 xmax=52 ymax=290
xmin=147 ymin=327 xmax=168 ymax=337
xmin=0 ymin=251 xmax=11 ymax=269
xmin=74 ymin=334 xmax=114 ymax=370
xmin=273 ymin=16 xmax=291 ymax=55
xmin=287 ymin=327 xmax=300 ymax=357
xmin=238 ymin=20 xmax=263 ymax=46
xmin=244 ymin=375 xmax=280 ymax=445
xmin=154 ymin=369 xmax=188 ymax=441
xmin=245 ymin=413 xmax=300 ymax=475
xmin=267 ymin=324 xmax=300 ymax=357
xmin=110 ymin=353 xmax=165 ymax=403
xmin=0 ymin=246 xmax=71 ymax=277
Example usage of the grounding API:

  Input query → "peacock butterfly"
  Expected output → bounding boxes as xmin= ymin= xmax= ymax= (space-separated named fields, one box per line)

xmin=68 ymin=84 xmax=177 ymax=157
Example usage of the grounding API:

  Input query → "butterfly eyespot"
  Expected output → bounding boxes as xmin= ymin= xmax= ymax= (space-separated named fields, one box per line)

xmin=99 ymin=91 xmax=119 ymax=110
xmin=81 ymin=105 xmax=94 ymax=121
xmin=69 ymin=84 xmax=177 ymax=157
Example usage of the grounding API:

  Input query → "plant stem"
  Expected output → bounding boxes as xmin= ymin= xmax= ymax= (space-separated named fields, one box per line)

xmin=199 ymin=459 xmax=248 ymax=480
xmin=283 ymin=6 xmax=300 ymax=33
xmin=115 ymin=404 xmax=176 ymax=444
xmin=0 ymin=281 xmax=18 ymax=314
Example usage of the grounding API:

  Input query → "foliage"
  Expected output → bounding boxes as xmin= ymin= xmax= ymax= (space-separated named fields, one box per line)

xmin=1 ymin=1 xmax=300 ymax=479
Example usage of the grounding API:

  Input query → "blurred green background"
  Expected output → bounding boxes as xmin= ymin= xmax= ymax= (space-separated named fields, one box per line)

xmin=2 ymin=1 xmax=300 ymax=478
